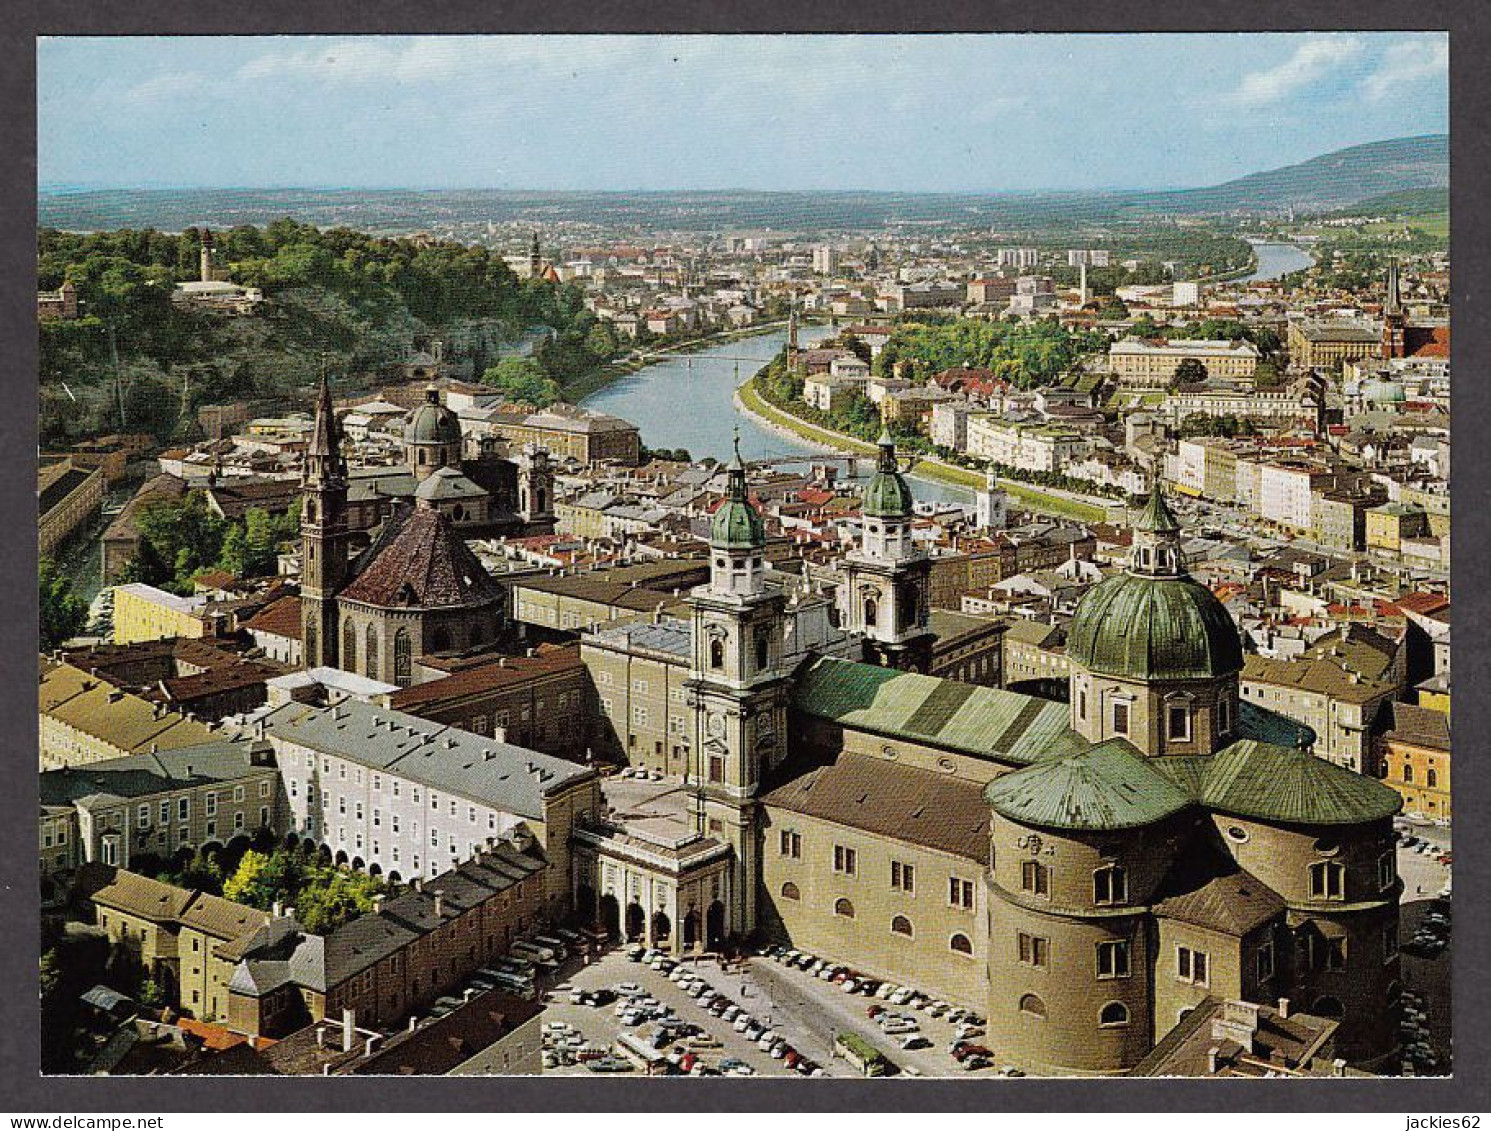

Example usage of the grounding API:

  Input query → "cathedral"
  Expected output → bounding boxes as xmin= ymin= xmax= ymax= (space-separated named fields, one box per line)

xmin=296 ymin=373 xmax=1404 ymax=1073
xmin=579 ymin=431 xmax=1404 ymax=1075
xmin=298 ymin=377 xmax=554 ymax=684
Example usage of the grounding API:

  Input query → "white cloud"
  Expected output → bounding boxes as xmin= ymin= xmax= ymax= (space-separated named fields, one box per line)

xmin=1362 ymin=38 xmax=1448 ymax=101
xmin=233 ymin=35 xmax=653 ymax=87
xmin=1230 ymin=34 xmax=1366 ymax=106
xmin=118 ymin=71 xmax=212 ymax=107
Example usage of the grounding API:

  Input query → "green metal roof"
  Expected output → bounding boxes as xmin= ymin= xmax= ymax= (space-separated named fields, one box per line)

xmin=791 ymin=656 xmax=1073 ymax=766
xmin=984 ymin=739 xmax=1194 ymax=831
xmin=986 ymin=736 xmax=1401 ymax=832
xmin=1199 ymin=739 xmax=1402 ymax=826
xmin=1067 ymin=572 xmax=1243 ymax=681
xmin=862 ymin=469 xmax=915 ymax=519
xmin=711 ymin=443 xmax=765 ymax=550
xmin=861 ymin=430 xmax=914 ymax=519
xmin=1134 ymin=483 xmax=1181 ymax=533
xmin=710 ymin=498 xmax=765 ymax=549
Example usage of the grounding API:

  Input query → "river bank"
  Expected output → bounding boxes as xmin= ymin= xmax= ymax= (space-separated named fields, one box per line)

xmin=735 ymin=373 xmax=1116 ymax=524
xmin=561 ymin=317 xmax=827 ymax=403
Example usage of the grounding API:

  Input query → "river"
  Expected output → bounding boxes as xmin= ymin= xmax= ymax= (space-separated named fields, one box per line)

xmin=1240 ymin=240 xmax=1314 ymax=282
xmin=581 ymin=324 xmax=972 ymax=505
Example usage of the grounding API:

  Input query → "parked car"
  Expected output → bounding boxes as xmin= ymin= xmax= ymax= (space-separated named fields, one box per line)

xmin=586 ymin=1056 xmax=634 ymax=1073
xmin=900 ymin=1035 xmax=932 ymax=1051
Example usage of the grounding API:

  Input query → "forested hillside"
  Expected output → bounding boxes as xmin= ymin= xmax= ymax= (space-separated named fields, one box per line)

xmin=38 ymin=221 xmax=620 ymax=446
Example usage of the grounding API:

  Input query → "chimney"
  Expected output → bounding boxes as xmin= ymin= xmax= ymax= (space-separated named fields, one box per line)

xmin=493 ymin=726 xmax=507 ymax=744
xmin=1277 ymin=997 xmax=1291 ymax=1019
xmin=272 ymin=900 xmax=284 ymax=919
xmin=341 ymin=1008 xmax=356 ymax=1053
xmin=1332 ymin=1058 xmax=1347 ymax=1078
xmin=413 ymin=877 xmax=423 ymax=893
xmin=371 ymin=894 xmax=385 ymax=915
xmin=433 ymin=892 xmax=445 ymax=918
xmin=408 ymin=1015 xmax=419 ymax=1033
xmin=1207 ymin=1047 xmax=1221 ymax=1074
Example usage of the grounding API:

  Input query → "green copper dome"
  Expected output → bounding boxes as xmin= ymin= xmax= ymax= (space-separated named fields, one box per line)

xmin=405 ymin=387 xmax=463 ymax=446
xmin=711 ymin=438 xmax=765 ymax=550
xmin=862 ymin=431 xmax=915 ymax=519
xmin=1068 ymin=571 xmax=1243 ymax=682
xmin=1068 ymin=481 xmax=1241 ymax=682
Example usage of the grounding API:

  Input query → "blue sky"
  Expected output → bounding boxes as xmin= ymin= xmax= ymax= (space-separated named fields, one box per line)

xmin=38 ymin=33 xmax=1448 ymax=192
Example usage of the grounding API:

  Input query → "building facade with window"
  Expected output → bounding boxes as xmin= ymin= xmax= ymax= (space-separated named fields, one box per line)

xmin=981 ymin=486 xmax=1402 ymax=1075
xmin=742 ymin=483 xmax=1400 ymax=1077
xmin=258 ymin=698 xmax=599 ymax=921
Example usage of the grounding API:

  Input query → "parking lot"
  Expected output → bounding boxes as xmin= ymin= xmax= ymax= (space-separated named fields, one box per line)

xmin=1396 ymin=816 xmax=1452 ymax=1075
xmin=536 ymin=941 xmax=1010 ymax=1078
xmin=540 ymin=947 xmax=846 ymax=1077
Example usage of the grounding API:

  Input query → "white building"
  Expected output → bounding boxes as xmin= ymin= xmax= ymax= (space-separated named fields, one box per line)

xmin=966 ymin=416 xmax=1091 ymax=473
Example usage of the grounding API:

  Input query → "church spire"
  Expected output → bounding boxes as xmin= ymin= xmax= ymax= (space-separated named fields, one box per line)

xmin=1385 ymin=257 xmax=1403 ymax=315
xmin=306 ymin=373 xmax=346 ymax=486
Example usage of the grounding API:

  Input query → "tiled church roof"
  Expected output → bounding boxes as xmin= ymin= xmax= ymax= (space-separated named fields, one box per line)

xmin=339 ymin=505 xmax=503 ymax=610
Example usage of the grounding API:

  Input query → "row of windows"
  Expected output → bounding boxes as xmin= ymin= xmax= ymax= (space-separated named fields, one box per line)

xmin=1019 ymin=861 xmax=1127 ymax=905
xmin=1016 ymin=994 xmax=1130 ymax=1028
xmin=778 ymin=885 xmax=975 ymax=954
xmin=1015 ymin=858 xmax=1389 ymax=905
xmin=783 ymin=835 xmax=978 ymax=909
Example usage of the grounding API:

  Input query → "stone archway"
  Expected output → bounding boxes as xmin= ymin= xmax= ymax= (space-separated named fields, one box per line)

xmin=683 ymin=908 xmax=700 ymax=950
xmin=624 ymin=902 xmax=646 ymax=941
xmin=335 ymin=850 xmax=349 ymax=867
xmin=575 ymin=884 xmax=597 ymax=925
xmin=706 ymin=901 xmax=726 ymax=949
xmin=652 ymin=910 xmax=672 ymax=947
xmin=598 ymin=894 xmax=620 ymax=938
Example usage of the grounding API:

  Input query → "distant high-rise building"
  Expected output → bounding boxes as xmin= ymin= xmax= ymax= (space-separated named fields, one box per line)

xmin=812 ymin=244 xmax=837 ymax=276
xmin=998 ymin=247 xmax=1041 ymax=269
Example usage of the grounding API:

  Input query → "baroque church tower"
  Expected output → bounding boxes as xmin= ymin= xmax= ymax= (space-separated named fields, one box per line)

xmin=685 ymin=437 xmax=792 ymax=942
xmin=841 ymin=431 xmax=934 ymax=672
xmin=300 ymin=376 xmax=352 ymax=669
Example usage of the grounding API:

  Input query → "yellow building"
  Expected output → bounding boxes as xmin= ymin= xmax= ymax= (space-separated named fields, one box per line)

xmin=39 ymin=459 xmax=105 ymax=560
xmin=1286 ymin=320 xmax=1382 ymax=369
xmin=112 ymin=583 xmax=219 ymax=645
xmin=81 ymin=865 xmax=264 ymax=1016
xmin=1364 ymin=503 xmax=1430 ymax=557
xmin=1375 ymin=702 xmax=1451 ymax=821
xmin=39 ymin=658 xmax=217 ymax=770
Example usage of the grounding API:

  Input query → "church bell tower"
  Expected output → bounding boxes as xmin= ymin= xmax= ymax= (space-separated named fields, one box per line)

xmin=685 ymin=435 xmax=791 ymax=941
xmin=300 ymin=375 xmax=351 ymax=669
xmin=842 ymin=431 xmax=934 ymax=672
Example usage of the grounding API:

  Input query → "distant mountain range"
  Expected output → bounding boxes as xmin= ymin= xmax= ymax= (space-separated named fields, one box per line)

xmin=1144 ymin=135 xmax=1448 ymax=215
xmin=38 ymin=135 xmax=1448 ymax=232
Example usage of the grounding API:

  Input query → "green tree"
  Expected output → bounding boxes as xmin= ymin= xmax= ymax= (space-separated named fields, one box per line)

xmin=297 ymin=867 xmax=386 ymax=934
xmin=40 ymin=948 xmax=61 ymax=999
xmin=222 ymin=849 xmax=269 ymax=904
xmin=137 ymin=977 xmax=164 ymax=1008
xmin=39 ymin=558 xmax=88 ymax=650
xmin=481 ymin=356 xmax=561 ymax=407
xmin=1171 ymin=357 xmax=1208 ymax=389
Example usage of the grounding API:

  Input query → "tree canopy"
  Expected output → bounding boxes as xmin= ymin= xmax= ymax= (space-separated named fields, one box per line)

xmin=39 ymin=558 xmax=88 ymax=650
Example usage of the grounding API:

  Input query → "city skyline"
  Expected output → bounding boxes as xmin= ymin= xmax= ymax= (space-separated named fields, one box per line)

xmin=39 ymin=32 xmax=1447 ymax=193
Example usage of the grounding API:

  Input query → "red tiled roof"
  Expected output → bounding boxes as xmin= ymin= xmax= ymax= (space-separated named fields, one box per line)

xmin=1395 ymin=591 xmax=1450 ymax=616
xmin=389 ymin=644 xmax=585 ymax=711
xmin=1404 ymin=325 xmax=1450 ymax=359
xmin=241 ymin=594 xmax=303 ymax=641
xmin=339 ymin=506 xmax=503 ymax=610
